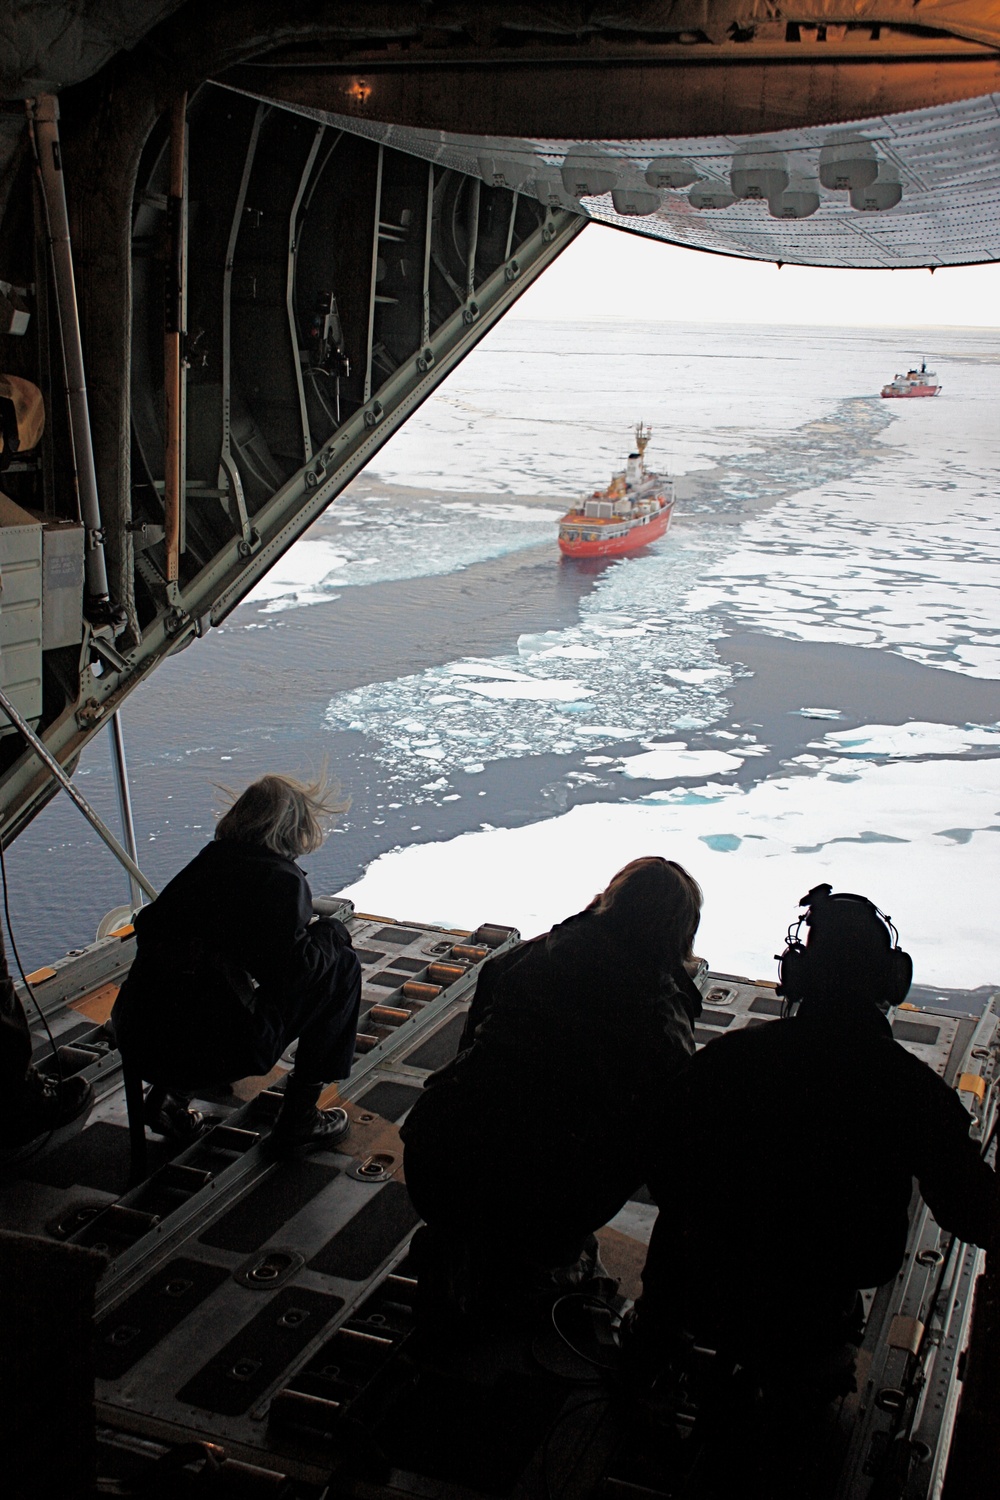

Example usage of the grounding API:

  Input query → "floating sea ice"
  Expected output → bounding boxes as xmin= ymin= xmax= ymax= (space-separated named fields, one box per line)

xmin=246 ymin=537 xmax=350 ymax=611
xmin=457 ymin=678 xmax=593 ymax=702
xmin=665 ymin=668 xmax=730 ymax=684
xmin=541 ymin=644 xmax=610 ymax=662
xmin=445 ymin=661 xmax=533 ymax=682
xmin=339 ymin=756 xmax=1000 ymax=987
xmin=518 ymin=632 xmax=607 ymax=660
xmin=518 ymin=632 xmax=561 ymax=657
xmin=325 ymin=523 xmax=735 ymax=776
xmin=440 ymin=501 xmax=565 ymax=523
xmin=577 ymin=725 xmax=641 ymax=737
xmin=812 ymin=722 xmax=1000 ymax=759
xmin=797 ymin=708 xmax=845 ymax=720
xmin=618 ymin=748 xmax=743 ymax=780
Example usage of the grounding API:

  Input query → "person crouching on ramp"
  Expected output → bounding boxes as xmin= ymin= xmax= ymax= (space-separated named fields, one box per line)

xmin=112 ymin=773 xmax=360 ymax=1154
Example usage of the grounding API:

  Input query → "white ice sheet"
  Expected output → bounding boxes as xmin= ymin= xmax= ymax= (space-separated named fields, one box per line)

xmin=340 ymin=755 xmax=1000 ymax=988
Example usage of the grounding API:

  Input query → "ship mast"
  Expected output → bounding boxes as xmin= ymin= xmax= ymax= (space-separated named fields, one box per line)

xmin=634 ymin=421 xmax=652 ymax=475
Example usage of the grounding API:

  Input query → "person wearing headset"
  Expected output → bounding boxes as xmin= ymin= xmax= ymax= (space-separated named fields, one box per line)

xmin=628 ymin=883 xmax=996 ymax=1402
xmin=401 ymin=856 xmax=705 ymax=1324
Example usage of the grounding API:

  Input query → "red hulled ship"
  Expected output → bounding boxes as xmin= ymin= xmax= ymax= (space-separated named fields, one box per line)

xmin=881 ymin=358 xmax=941 ymax=398
xmin=557 ymin=423 xmax=674 ymax=558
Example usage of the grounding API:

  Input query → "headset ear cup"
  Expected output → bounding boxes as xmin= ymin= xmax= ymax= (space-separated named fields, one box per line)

xmin=778 ymin=942 xmax=809 ymax=1005
xmin=890 ymin=948 xmax=913 ymax=1007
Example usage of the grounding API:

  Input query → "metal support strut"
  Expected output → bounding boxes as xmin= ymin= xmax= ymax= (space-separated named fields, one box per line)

xmin=0 ymin=687 xmax=158 ymax=903
xmin=26 ymin=94 xmax=116 ymax=620
xmin=108 ymin=711 xmax=144 ymax=911
xmin=164 ymin=92 xmax=188 ymax=585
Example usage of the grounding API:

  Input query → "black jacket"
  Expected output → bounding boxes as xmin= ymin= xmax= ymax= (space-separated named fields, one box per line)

xmin=112 ymin=840 xmax=357 ymax=1082
xmin=642 ymin=995 xmax=994 ymax=1325
xmin=453 ymin=907 xmax=699 ymax=1117
xmin=402 ymin=906 xmax=699 ymax=1255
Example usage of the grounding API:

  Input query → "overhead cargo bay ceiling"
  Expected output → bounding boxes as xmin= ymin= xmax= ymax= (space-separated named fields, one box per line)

xmin=232 ymin=88 xmax=1000 ymax=268
xmin=220 ymin=3 xmax=1000 ymax=270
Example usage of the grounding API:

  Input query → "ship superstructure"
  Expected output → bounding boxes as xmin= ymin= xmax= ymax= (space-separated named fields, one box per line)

xmin=881 ymin=359 xmax=942 ymax=398
xmin=558 ymin=424 xmax=674 ymax=558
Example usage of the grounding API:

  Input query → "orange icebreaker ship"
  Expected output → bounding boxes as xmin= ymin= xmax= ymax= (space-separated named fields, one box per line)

xmin=881 ymin=358 xmax=941 ymax=398
xmin=558 ymin=423 xmax=675 ymax=558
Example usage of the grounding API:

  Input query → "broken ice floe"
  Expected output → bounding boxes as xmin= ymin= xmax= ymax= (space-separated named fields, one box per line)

xmin=339 ymin=753 xmax=1000 ymax=988
xmin=325 ymin=530 xmax=736 ymax=782
xmin=686 ymin=392 xmax=1000 ymax=679
xmin=617 ymin=746 xmax=744 ymax=780
xmin=243 ymin=495 xmax=564 ymax=613
xmin=809 ymin=721 xmax=1000 ymax=759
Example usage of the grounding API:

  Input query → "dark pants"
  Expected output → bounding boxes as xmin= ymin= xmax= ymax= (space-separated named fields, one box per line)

xmin=111 ymin=950 xmax=361 ymax=1090
xmin=403 ymin=1076 xmax=642 ymax=1270
xmin=630 ymin=1268 xmax=865 ymax=1403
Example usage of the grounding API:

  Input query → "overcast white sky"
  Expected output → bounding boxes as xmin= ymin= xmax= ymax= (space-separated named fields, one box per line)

xmin=511 ymin=222 xmax=1000 ymax=328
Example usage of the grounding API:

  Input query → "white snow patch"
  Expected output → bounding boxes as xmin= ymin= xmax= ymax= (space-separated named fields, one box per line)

xmin=815 ymin=722 xmax=1000 ymax=759
xmin=340 ymin=756 xmax=1000 ymax=988
xmin=619 ymin=748 xmax=744 ymax=780
xmin=246 ymin=539 xmax=349 ymax=611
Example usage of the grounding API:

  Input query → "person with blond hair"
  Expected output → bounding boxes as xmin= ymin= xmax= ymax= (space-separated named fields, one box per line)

xmin=401 ymin=855 xmax=704 ymax=1319
xmin=112 ymin=773 xmax=360 ymax=1153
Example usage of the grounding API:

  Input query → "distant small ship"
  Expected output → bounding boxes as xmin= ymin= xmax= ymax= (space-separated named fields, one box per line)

xmin=881 ymin=358 xmax=941 ymax=398
xmin=557 ymin=423 xmax=675 ymax=558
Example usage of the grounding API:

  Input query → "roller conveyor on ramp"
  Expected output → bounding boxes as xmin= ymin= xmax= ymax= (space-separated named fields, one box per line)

xmin=0 ymin=907 xmax=997 ymax=1500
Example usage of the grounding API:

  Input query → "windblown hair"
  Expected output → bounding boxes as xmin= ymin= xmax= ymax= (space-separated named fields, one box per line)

xmin=591 ymin=856 xmax=703 ymax=970
xmin=215 ymin=773 xmax=349 ymax=859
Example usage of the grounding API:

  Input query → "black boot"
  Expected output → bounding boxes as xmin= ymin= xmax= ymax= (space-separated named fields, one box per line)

xmin=267 ymin=1076 xmax=350 ymax=1156
xmin=143 ymin=1086 xmax=212 ymax=1145
xmin=0 ymin=1065 xmax=93 ymax=1148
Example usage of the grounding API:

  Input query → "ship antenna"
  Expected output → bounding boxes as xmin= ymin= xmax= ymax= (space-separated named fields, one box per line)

xmin=634 ymin=421 xmax=652 ymax=472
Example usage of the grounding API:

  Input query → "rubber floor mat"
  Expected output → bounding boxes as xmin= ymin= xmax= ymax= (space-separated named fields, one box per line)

xmin=199 ymin=1160 xmax=340 ymax=1254
xmin=749 ymin=995 xmax=784 ymax=1017
xmin=26 ymin=1122 xmax=170 ymax=1193
xmin=371 ymin=928 xmax=422 ymax=945
xmin=355 ymin=1081 xmax=422 ymax=1123
xmin=402 ymin=1013 xmax=467 ymax=1072
xmin=177 ymin=1286 xmax=343 ymax=1415
xmin=892 ymin=1019 xmax=941 ymax=1046
xmin=378 ymin=1369 xmax=566 ymax=1493
xmin=308 ymin=1182 xmax=420 ymax=1281
xmin=95 ymin=1257 xmax=229 ymax=1380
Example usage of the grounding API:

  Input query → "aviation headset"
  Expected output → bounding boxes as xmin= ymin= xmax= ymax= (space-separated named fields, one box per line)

xmin=775 ymin=883 xmax=913 ymax=1014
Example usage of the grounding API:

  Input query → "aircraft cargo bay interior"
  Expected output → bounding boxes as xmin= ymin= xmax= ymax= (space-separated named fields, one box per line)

xmin=0 ymin=6 xmax=998 ymax=1500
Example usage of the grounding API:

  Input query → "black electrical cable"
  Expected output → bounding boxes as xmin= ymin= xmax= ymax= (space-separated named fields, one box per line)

xmin=0 ymin=833 xmax=63 ymax=1083
xmin=549 ymin=1291 xmax=623 ymax=1371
